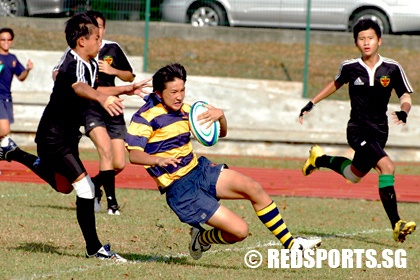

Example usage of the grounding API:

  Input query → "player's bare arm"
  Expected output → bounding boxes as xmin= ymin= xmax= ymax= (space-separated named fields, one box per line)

xmin=197 ymin=104 xmax=228 ymax=137
xmin=299 ymin=80 xmax=343 ymax=124
xmin=392 ymin=93 xmax=412 ymax=126
xmin=98 ymin=60 xmax=135 ymax=82
xmin=97 ymin=77 xmax=152 ymax=97
xmin=72 ymin=81 xmax=124 ymax=116
xmin=17 ymin=59 xmax=33 ymax=81
xmin=128 ymin=149 xmax=181 ymax=168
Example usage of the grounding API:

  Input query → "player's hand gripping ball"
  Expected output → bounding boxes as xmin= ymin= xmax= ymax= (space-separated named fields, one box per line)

xmin=189 ymin=101 xmax=220 ymax=146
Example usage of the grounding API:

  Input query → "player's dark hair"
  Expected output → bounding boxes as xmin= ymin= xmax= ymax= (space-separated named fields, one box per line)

xmin=0 ymin=27 xmax=14 ymax=40
xmin=153 ymin=63 xmax=187 ymax=93
xmin=65 ymin=12 xmax=99 ymax=49
xmin=87 ymin=10 xmax=106 ymax=27
xmin=353 ymin=18 xmax=382 ymax=42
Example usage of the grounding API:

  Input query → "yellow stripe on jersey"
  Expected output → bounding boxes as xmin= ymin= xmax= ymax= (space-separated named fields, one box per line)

xmin=156 ymin=156 xmax=198 ymax=187
xmin=150 ymin=121 xmax=190 ymax=143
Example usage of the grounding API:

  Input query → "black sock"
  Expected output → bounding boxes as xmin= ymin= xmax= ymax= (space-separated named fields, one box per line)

xmin=91 ymin=173 xmax=102 ymax=198
xmin=7 ymin=148 xmax=55 ymax=186
xmin=76 ymin=196 xmax=102 ymax=255
xmin=378 ymin=176 xmax=400 ymax=228
xmin=100 ymin=170 xmax=118 ymax=208
xmin=316 ymin=155 xmax=352 ymax=175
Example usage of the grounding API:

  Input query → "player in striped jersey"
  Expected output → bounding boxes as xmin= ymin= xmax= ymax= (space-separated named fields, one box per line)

xmin=299 ymin=19 xmax=416 ymax=243
xmin=126 ymin=63 xmax=322 ymax=260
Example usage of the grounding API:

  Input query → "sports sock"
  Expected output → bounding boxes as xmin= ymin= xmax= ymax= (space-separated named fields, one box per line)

xmin=7 ymin=148 xmax=55 ymax=186
xmin=91 ymin=173 xmax=102 ymax=198
xmin=76 ymin=196 xmax=102 ymax=255
xmin=378 ymin=174 xmax=400 ymax=228
xmin=256 ymin=201 xmax=294 ymax=249
xmin=99 ymin=170 xmax=118 ymax=208
xmin=198 ymin=228 xmax=235 ymax=246
xmin=316 ymin=155 xmax=352 ymax=175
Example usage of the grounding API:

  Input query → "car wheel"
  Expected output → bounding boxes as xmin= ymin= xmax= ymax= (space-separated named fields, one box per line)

xmin=350 ymin=9 xmax=391 ymax=34
xmin=0 ymin=0 xmax=25 ymax=17
xmin=189 ymin=4 xmax=227 ymax=27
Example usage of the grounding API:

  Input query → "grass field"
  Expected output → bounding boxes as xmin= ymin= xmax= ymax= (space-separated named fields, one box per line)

xmin=0 ymin=178 xmax=419 ymax=279
xmin=2 ymin=18 xmax=420 ymax=279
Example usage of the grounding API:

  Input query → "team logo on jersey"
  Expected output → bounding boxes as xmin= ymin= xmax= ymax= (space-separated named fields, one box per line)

xmin=380 ymin=76 xmax=390 ymax=87
xmin=103 ymin=56 xmax=113 ymax=65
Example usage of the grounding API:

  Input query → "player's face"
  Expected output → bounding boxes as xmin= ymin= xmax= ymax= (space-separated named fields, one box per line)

xmin=355 ymin=28 xmax=382 ymax=58
xmin=85 ymin=26 xmax=100 ymax=58
xmin=96 ymin=17 xmax=105 ymax=44
xmin=0 ymin=32 xmax=13 ymax=53
xmin=159 ymin=78 xmax=186 ymax=111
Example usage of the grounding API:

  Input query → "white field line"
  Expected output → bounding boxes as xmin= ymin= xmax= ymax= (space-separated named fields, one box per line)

xmin=25 ymin=228 xmax=391 ymax=279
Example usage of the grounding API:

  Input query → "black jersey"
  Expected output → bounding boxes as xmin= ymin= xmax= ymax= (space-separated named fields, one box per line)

xmin=335 ymin=55 xmax=413 ymax=124
xmin=97 ymin=39 xmax=135 ymax=87
xmin=36 ymin=50 xmax=98 ymax=144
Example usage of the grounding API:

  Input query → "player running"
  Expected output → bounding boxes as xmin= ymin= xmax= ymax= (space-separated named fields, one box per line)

xmin=299 ymin=19 xmax=416 ymax=243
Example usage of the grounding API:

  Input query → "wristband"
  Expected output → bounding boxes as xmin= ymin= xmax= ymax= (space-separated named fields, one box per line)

xmin=395 ymin=111 xmax=408 ymax=123
xmin=299 ymin=101 xmax=315 ymax=117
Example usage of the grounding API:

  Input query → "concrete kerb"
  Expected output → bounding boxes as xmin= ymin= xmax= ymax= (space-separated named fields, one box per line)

xmin=9 ymin=50 xmax=420 ymax=161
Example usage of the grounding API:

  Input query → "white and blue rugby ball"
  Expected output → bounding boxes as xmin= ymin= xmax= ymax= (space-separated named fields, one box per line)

xmin=189 ymin=101 xmax=220 ymax=147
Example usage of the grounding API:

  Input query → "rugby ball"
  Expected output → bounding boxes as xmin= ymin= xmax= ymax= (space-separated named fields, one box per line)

xmin=189 ymin=101 xmax=220 ymax=146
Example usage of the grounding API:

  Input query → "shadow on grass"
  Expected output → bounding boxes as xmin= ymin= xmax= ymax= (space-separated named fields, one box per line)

xmin=30 ymin=204 xmax=75 ymax=211
xmin=124 ymin=253 xmax=239 ymax=269
xmin=11 ymin=243 xmax=239 ymax=269
xmin=11 ymin=242 xmax=70 ymax=256
xmin=300 ymin=230 xmax=398 ymax=247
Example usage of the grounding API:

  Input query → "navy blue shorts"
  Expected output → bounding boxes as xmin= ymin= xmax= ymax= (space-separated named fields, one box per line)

xmin=0 ymin=98 xmax=14 ymax=123
xmin=165 ymin=156 xmax=227 ymax=227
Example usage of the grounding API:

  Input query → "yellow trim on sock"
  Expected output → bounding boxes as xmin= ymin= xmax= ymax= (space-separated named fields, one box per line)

xmin=256 ymin=201 xmax=276 ymax=216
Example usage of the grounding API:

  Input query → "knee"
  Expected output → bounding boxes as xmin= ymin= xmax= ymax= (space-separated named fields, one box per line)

xmin=246 ymin=181 xmax=266 ymax=197
xmin=230 ymin=223 xmax=249 ymax=242
xmin=56 ymin=184 xmax=73 ymax=194
xmin=114 ymin=162 xmax=126 ymax=173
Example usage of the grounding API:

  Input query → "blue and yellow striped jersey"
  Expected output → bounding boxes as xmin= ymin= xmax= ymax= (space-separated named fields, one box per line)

xmin=126 ymin=93 xmax=198 ymax=191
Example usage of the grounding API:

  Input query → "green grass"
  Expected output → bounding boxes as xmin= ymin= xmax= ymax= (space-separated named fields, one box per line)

xmin=0 ymin=181 xmax=419 ymax=279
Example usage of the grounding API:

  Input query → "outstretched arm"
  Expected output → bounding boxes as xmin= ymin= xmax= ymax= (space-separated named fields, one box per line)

xmin=97 ymin=77 xmax=152 ymax=97
xmin=72 ymin=82 xmax=124 ymax=116
xmin=299 ymin=80 xmax=342 ymax=124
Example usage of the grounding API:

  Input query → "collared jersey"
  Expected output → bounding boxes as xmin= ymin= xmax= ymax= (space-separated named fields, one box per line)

xmin=335 ymin=55 xmax=413 ymax=124
xmin=54 ymin=40 xmax=134 ymax=87
xmin=0 ymin=53 xmax=25 ymax=99
xmin=36 ymin=50 xmax=98 ymax=144
xmin=125 ymin=93 xmax=198 ymax=192
xmin=97 ymin=39 xmax=135 ymax=87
